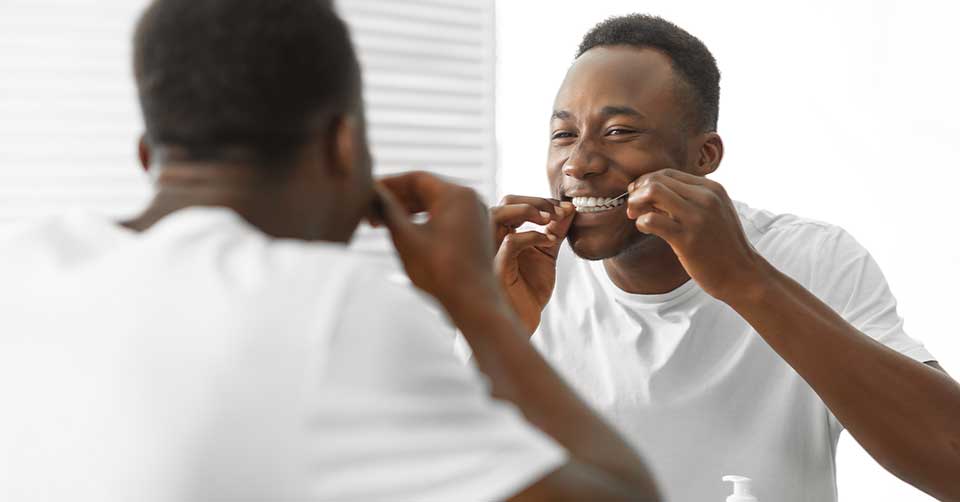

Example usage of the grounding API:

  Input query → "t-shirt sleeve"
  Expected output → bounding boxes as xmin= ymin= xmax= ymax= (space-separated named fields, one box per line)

xmin=809 ymin=226 xmax=934 ymax=364
xmin=805 ymin=227 xmax=935 ymax=436
xmin=312 ymin=269 xmax=566 ymax=502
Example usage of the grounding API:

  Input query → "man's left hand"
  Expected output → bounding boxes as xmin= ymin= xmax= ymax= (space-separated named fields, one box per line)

xmin=625 ymin=168 xmax=768 ymax=303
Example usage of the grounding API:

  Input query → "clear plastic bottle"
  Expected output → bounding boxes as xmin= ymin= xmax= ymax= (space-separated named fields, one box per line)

xmin=722 ymin=475 xmax=758 ymax=502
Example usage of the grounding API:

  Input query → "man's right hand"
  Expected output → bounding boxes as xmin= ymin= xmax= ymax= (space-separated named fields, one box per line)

xmin=375 ymin=178 xmax=661 ymax=501
xmin=374 ymin=172 xmax=500 ymax=313
xmin=491 ymin=196 xmax=575 ymax=334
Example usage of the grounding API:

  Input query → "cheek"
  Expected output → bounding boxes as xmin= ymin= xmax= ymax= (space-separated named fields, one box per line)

xmin=609 ymin=146 xmax=678 ymax=179
xmin=545 ymin=160 xmax=563 ymax=195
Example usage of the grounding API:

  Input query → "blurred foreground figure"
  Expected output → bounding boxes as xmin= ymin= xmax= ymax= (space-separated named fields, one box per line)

xmin=0 ymin=1 xmax=661 ymax=500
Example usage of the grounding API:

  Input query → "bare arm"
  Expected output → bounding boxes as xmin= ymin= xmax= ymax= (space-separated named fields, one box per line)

xmin=724 ymin=262 xmax=960 ymax=501
xmin=442 ymin=281 xmax=660 ymax=501
xmin=624 ymin=168 xmax=960 ymax=501
xmin=377 ymin=172 xmax=661 ymax=501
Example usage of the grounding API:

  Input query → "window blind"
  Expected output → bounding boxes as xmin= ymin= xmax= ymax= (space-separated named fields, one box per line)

xmin=0 ymin=0 xmax=147 ymax=222
xmin=0 ymin=0 xmax=497 ymax=248
xmin=336 ymin=0 xmax=496 ymax=250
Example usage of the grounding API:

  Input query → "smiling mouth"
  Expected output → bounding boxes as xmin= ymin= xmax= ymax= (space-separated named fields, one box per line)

xmin=569 ymin=194 xmax=627 ymax=213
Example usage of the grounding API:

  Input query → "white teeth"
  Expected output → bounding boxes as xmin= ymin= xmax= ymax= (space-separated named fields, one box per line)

xmin=571 ymin=195 xmax=625 ymax=213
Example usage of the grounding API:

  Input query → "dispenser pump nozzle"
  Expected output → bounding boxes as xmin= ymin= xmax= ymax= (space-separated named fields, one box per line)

xmin=722 ymin=475 xmax=758 ymax=502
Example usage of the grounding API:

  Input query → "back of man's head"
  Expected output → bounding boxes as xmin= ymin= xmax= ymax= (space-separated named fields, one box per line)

xmin=133 ymin=0 xmax=360 ymax=165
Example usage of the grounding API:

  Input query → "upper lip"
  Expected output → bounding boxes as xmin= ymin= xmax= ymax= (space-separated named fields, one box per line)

xmin=561 ymin=189 xmax=626 ymax=200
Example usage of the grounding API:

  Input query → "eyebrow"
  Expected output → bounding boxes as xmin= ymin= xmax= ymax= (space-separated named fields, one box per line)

xmin=599 ymin=105 xmax=644 ymax=118
xmin=551 ymin=106 xmax=645 ymax=121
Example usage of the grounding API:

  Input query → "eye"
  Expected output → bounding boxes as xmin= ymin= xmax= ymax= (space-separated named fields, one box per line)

xmin=606 ymin=128 xmax=635 ymax=136
xmin=551 ymin=131 xmax=576 ymax=140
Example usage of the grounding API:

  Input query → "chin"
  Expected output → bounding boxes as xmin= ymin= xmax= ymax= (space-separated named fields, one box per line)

xmin=567 ymin=235 xmax=623 ymax=261
xmin=567 ymin=229 xmax=654 ymax=261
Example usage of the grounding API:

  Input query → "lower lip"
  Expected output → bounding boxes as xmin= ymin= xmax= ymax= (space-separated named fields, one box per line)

xmin=572 ymin=204 xmax=625 ymax=223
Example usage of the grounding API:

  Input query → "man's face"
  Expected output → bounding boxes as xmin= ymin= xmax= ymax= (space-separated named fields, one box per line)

xmin=547 ymin=46 xmax=692 ymax=260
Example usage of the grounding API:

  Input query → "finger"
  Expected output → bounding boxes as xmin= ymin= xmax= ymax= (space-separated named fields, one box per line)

xmin=631 ymin=169 xmax=714 ymax=207
xmin=373 ymin=183 xmax=422 ymax=253
xmin=543 ymin=201 xmax=575 ymax=249
xmin=498 ymin=195 xmax=562 ymax=215
xmin=494 ymin=231 xmax=553 ymax=285
xmin=496 ymin=230 xmax=555 ymax=264
xmin=491 ymin=203 xmax=555 ymax=251
xmin=378 ymin=171 xmax=452 ymax=215
xmin=492 ymin=203 xmax=554 ymax=228
xmin=626 ymin=178 xmax=692 ymax=221
xmin=657 ymin=168 xmax=709 ymax=186
xmin=633 ymin=211 xmax=683 ymax=240
xmin=631 ymin=169 xmax=722 ymax=206
xmin=659 ymin=169 xmax=730 ymax=205
xmin=656 ymin=171 xmax=718 ymax=206
xmin=432 ymin=173 xmax=477 ymax=187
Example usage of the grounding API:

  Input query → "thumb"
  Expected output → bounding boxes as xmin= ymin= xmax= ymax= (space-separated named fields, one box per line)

xmin=494 ymin=230 xmax=554 ymax=288
xmin=497 ymin=230 xmax=555 ymax=262
xmin=543 ymin=202 xmax=575 ymax=255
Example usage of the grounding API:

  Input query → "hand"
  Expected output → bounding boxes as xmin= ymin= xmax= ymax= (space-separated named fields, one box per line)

xmin=374 ymin=172 xmax=500 ymax=311
xmin=625 ymin=169 xmax=766 ymax=302
xmin=491 ymin=195 xmax=575 ymax=334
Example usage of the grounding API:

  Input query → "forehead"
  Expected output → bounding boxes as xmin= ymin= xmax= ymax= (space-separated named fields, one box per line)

xmin=553 ymin=45 xmax=679 ymax=118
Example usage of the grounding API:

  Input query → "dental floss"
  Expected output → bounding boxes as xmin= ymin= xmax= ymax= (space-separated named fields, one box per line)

xmin=570 ymin=192 xmax=630 ymax=212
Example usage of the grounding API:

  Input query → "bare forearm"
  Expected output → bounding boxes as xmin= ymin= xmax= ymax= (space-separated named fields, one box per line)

xmin=443 ymin=284 xmax=660 ymax=499
xmin=725 ymin=259 xmax=960 ymax=499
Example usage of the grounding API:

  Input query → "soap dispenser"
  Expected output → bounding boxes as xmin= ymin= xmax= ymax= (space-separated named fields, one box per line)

xmin=722 ymin=475 xmax=758 ymax=502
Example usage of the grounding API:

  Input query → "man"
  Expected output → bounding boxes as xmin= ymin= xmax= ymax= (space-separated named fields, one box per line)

xmin=0 ymin=2 xmax=664 ymax=500
xmin=492 ymin=14 xmax=960 ymax=502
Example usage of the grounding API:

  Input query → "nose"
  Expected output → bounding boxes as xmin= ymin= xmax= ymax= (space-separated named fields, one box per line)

xmin=561 ymin=138 xmax=607 ymax=179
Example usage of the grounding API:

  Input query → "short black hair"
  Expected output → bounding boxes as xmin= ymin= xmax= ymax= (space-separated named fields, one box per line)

xmin=577 ymin=14 xmax=720 ymax=133
xmin=133 ymin=0 xmax=360 ymax=164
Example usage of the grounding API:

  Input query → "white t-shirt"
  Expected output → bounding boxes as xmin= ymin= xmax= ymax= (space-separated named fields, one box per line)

xmin=533 ymin=201 xmax=933 ymax=502
xmin=0 ymin=207 xmax=564 ymax=502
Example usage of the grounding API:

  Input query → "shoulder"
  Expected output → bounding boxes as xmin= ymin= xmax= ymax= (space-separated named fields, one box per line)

xmin=734 ymin=201 xmax=872 ymax=289
xmin=734 ymin=200 xmax=839 ymax=248
xmin=735 ymin=201 xmax=842 ymax=255
xmin=0 ymin=212 xmax=119 ymax=273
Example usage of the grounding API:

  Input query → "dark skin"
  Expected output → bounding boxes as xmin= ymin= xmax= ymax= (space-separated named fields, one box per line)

xmin=493 ymin=45 xmax=960 ymax=500
xmin=122 ymin=115 xmax=374 ymax=242
xmin=124 ymin=102 xmax=660 ymax=498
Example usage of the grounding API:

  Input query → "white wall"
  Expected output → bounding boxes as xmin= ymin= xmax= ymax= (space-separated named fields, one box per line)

xmin=496 ymin=1 xmax=958 ymax=500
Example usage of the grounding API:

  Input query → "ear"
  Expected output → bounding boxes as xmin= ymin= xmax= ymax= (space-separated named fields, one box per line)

xmin=138 ymin=134 xmax=151 ymax=172
xmin=327 ymin=113 xmax=359 ymax=178
xmin=691 ymin=132 xmax=723 ymax=176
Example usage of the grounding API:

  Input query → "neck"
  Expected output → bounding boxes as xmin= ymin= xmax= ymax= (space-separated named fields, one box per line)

xmin=602 ymin=235 xmax=690 ymax=295
xmin=121 ymin=162 xmax=344 ymax=241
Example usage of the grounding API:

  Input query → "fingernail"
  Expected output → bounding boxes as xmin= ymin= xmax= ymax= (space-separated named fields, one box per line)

xmin=547 ymin=232 xmax=557 ymax=241
xmin=540 ymin=210 xmax=552 ymax=220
